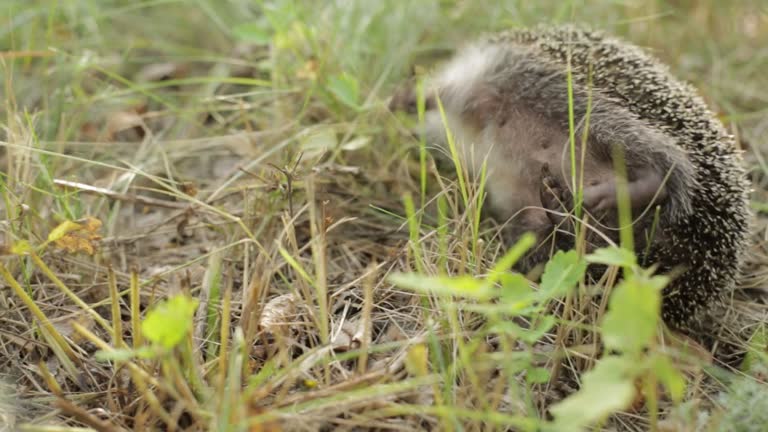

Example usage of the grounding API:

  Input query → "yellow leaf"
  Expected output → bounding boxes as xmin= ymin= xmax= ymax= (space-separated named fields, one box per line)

xmin=10 ymin=240 xmax=33 ymax=255
xmin=51 ymin=217 xmax=103 ymax=255
xmin=47 ymin=220 xmax=82 ymax=243
xmin=405 ymin=343 xmax=429 ymax=377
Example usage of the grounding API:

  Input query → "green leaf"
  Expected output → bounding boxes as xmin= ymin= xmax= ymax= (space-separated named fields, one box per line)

xmin=525 ymin=315 xmax=557 ymax=343
xmin=586 ymin=246 xmax=637 ymax=268
xmin=327 ymin=73 xmax=360 ymax=109
xmin=740 ymin=326 xmax=768 ymax=374
xmin=498 ymin=272 xmax=533 ymax=300
xmin=232 ymin=21 xmax=272 ymax=44
xmin=487 ymin=232 xmax=536 ymax=284
xmin=601 ymin=274 xmax=664 ymax=354
xmin=247 ymin=358 xmax=278 ymax=389
xmin=651 ymin=354 xmax=687 ymax=403
xmin=490 ymin=315 xmax=556 ymax=344
xmin=388 ymin=273 xmax=492 ymax=300
xmin=550 ymin=357 xmax=636 ymax=430
xmin=526 ymin=366 xmax=551 ymax=384
xmin=300 ymin=127 xmax=338 ymax=159
xmin=141 ymin=295 xmax=199 ymax=349
xmin=539 ymin=250 xmax=586 ymax=299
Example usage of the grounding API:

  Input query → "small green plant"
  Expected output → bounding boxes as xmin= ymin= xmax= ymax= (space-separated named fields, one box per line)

xmin=550 ymin=248 xmax=686 ymax=431
xmin=390 ymin=238 xmax=687 ymax=431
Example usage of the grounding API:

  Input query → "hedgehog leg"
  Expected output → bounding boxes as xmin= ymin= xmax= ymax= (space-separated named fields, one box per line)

xmin=582 ymin=167 xmax=668 ymax=214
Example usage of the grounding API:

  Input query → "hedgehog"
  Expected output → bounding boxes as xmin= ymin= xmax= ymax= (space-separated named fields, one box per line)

xmin=389 ymin=25 xmax=752 ymax=341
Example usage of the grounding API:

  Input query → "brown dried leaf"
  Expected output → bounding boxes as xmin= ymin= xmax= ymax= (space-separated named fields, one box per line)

xmin=379 ymin=323 xmax=408 ymax=343
xmin=330 ymin=317 xmax=365 ymax=352
xmin=105 ymin=110 xmax=146 ymax=142
xmin=51 ymin=217 xmax=102 ymax=255
xmin=180 ymin=181 xmax=198 ymax=197
xmin=79 ymin=122 xmax=99 ymax=141
xmin=246 ymin=406 xmax=282 ymax=432
xmin=259 ymin=293 xmax=299 ymax=338
xmin=51 ymin=314 xmax=95 ymax=345
xmin=136 ymin=62 xmax=187 ymax=82
xmin=295 ymin=59 xmax=318 ymax=81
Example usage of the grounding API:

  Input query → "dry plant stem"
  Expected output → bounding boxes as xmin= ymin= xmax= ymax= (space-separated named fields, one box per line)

xmin=196 ymin=251 xmax=222 ymax=363
xmin=307 ymin=176 xmax=330 ymax=348
xmin=223 ymin=328 xmax=246 ymax=429
xmin=163 ymin=353 xmax=202 ymax=417
xmin=267 ymin=151 xmax=303 ymax=218
xmin=40 ymin=359 xmax=128 ymax=431
xmin=0 ymin=263 xmax=80 ymax=365
xmin=448 ymin=303 xmax=488 ymax=412
xmin=37 ymin=359 xmax=64 ymax=397
xmin=54 ymin=397 xmax=127 ymax=432
xmin=53 ymin=179 xmax=191 ymax=210
xmin=30 ymin=253 xmax=112 ymax=333
xmin=108 ymin=266 xmax=125 ymax=349
xmin=549 ymin=287 xmax=576 ymax=389
xmin=645 ymin=371 xmax=659 ymax=432
xmin=130 ymin=364 xmax=176 ymax=428
xmin=0 ymin=50 xmax=55 ymax=59
xmin=358 ymin=263 xmax=376 ymax=374
xmin=71 ymin=321 xmax=177 ymax=425
xmin=241 ymin=253 xmax=269 ymax=351
xmin=217 ymin=282 xmax=232 ymax=391
xmin=130 ymin=268 xmax=142 ymax=348
xmin=487 ymin=366 xmax=507 ymax=416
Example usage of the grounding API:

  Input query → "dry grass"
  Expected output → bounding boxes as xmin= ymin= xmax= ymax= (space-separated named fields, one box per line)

xmin=1 ymin=1 xmax=768 ymax=431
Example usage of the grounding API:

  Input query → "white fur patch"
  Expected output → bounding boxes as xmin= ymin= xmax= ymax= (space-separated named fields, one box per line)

xmin=422 ymin=43 xmax=503 ymax=177
xmin=431 ymin=43 xmax=501 ymax=112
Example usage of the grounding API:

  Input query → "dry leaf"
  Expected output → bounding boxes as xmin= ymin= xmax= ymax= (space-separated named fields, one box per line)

xmin=259 ymin=293 xmax=299 ymax=339
xmin=295 ymin=59 xmax=318 ymax=80
xmin=136 ymin=62 xmax=187 ymax=82
xmin=51 ymin=314 xmax=95 ymax=345
xmin=180 ymin=181 xmax=198 ymax=197
xmin=379 ymin=323 xmax=408 ymax=344
xmin=50 ymin=217 xmax=102 ymax=255
xmin=104 ymin=107 xmax=148 ymax=142
xmin=330 ymin=317 xmax=365 ymax=352
xmin=79 ymin=122 xmax=100 ymax=141
xmin=246 ymin=406 xmax=282 ymax=432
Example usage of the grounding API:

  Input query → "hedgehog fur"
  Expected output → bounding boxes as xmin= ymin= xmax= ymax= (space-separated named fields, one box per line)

xmin=397 ymin=25 xmax=752 ymax=340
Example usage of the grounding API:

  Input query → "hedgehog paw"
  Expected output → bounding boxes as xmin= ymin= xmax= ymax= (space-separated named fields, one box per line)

xmin=539 ymin=163 xmax=572 ymax=226
xmin=582 ymin=182 xmax=616 ymax=213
